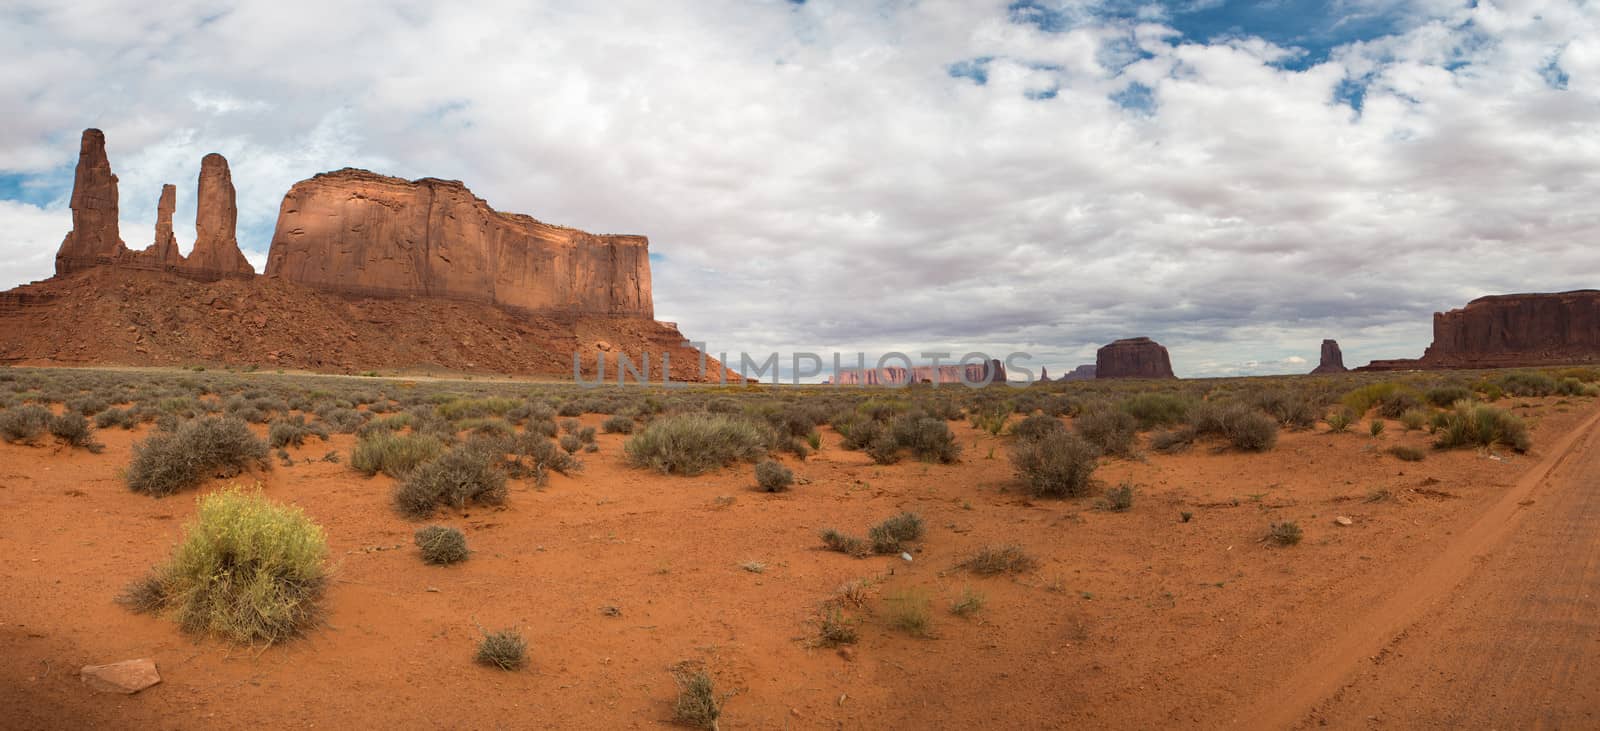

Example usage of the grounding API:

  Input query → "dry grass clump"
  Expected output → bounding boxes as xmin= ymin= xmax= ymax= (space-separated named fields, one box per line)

xmin=1011 ymin=430 xmax=1099 ymax=498
xmin=1266 ymin=521 xmax=1303 ymax=546
xmin=120 ymin=487 xmax=326 ymax=644
xmin=1009 ymin=412 xmax=1064 ymax=442
xmin=414 ymin=525 xmax=469 ymax=565
xmin=1074 ymin=407 xmax=1138 ymax=457
xmin=867 ymin=511 xmax=925 ymax=554
xmin=0 ymin=404 xmax=51 ymax=444
xmin=126 ymin=416 xmax=269 ymax=496
xmin=885 ymin=587 xmax=933 ymax=637
xmin=624 ymin=414 xmax=769 ymax=475
xmin=268 ymin=414 xmax=329 ymax=448
xmin=671 ymin=666 xmax=721 ymax=730
xmin=962 ymin=544 xmax=1036 ymax=575
xmin=819 ymin=528 xmax=870 ymax=558
xmin=753 ymin=459 xmax=794 ymax=492
xmin=949 ymin=586 xmax=986 ymax=617
xmin=394 ymin=446 xmax=508 ymax=518
xmin=351 ymin=432 xmax=445 ymax=478
xmin=816 ymin=607 xmax=859 ymax=647
xmin=49 ymin=411 xmax=103 ymax=452
xmin=475 ymin=628 xmax=527 ymax=670
xmin=1387 ymin=445 xmax=1425 ymax=462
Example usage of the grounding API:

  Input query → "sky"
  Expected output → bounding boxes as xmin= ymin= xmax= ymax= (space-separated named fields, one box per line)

xmin=2 ymin=0 xmax=1598 ymax=379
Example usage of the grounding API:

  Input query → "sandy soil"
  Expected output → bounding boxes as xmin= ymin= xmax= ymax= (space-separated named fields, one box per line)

xmin=2 ymin=398 xmax=1596 ymax=729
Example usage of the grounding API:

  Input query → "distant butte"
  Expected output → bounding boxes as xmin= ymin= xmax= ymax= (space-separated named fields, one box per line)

xmin=1361 ymin=291 xmax=1600 ymax=371
xmin=1096 ymin=337 xmax=1176 ymax=379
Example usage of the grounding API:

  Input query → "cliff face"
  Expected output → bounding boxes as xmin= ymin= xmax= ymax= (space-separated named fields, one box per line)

xmin=1359 ymin=291 xmax=1600 ymax=371
xmin=1095 ymin=337 xmax=1176 ymax=379
xmin=833 ymin=360 xmax=1006 ymax=386
xmin=51 ymin=129 xmax=256 ymax=281
xmin=263 ymin=169 xmax=652 ymax=317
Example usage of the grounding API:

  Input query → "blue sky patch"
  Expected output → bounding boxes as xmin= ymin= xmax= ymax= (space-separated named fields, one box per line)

xmin=1110 ymin=82 xmax=1156 ymax=115
xmin=948 ymin=57 xmax=994 ymax=85
xmin=0 ymin=170 xmax=71 ymax=207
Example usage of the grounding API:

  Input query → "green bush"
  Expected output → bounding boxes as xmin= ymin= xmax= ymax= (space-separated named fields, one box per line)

xmin=754 ymin=459 xmax=794 ymax=492
xmin=1010 ymin=412 xmax=1064 ymax=442
xmin=819 ymin=528 xmax=869 ymax=557
xmin=126 ymin=417 xmax=270 ymax=496
xmin=1433 ymin=403 xmax=1531 ymax=452
xmin=623 ymin=414 xmax=769 ymax=475
xmin=1375 ymin=389 xmax=1424 ymax=419
xmin=95 ymin=407 xmax=138 ymax=430
xmin=1011 ymin=430 xmax=1099 ymax=498
xmin=351 ymin=432 xmax=445 ymax=478
xmin=1099 ymin=482 xmax=1134 ymax=512
xmin=1150 ymin=426 xmax=1196 ymax=453
xmin=1190 ymin=403 xmax=1278 ymax=452
xmin=1341 ymin=382 xmax=1403 ymax=416
xmin=414 ymin=525 xmax=469 ymax=565
xmin=601 ymin=415 xmax=635 ymax=434
xmin=559 ymin=434 xmax=582 ymax=454
xmin=0 ymin=405 xmax=50 ymax=444
xmin=1325 ymin=407 xmax=1354 ymax=433
xmin=1497 ymin=371 xmax=1558 ymax=397
xmin=889 ymin=415 xmax=960 ymax=463
xmin=394 ymin=446 xmax=508 ymax=518
xmin=1074 ymin=408 xmax=1137 ymax=457
xmin=867 ymin=511 xmax=925 ymax=554
xmin=121 ymin=487 xmax=326 ymax=643
xmin=1398 ymin=408 xmax=1429 ymax=431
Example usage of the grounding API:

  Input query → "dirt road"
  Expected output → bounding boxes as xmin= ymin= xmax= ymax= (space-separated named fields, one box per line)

xmin=1240 ymin=406 xmax=1600 ymax=729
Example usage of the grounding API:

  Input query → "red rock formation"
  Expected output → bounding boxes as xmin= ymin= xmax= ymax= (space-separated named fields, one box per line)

xmin=1360 ymin=291 xmax=1600 ymax=370
xmin=1310 ymin=339 xmax=1347 ymax=374
xmin=1095 ymin=337 xmax=1175 ymax=379
xmin=833 ymin=359 xmax=1006 ymax=386
xmin=1058 ymin=364 xmax=1096 ymax=381
xmin=185 ymin=154 xmax=254 ymax=278
xmin=123 ymin=184 xmax=183 ymax=270
xmin=55 ymin=129 xmax=123 ymax=275
xmin=264 ymin=169 xmax=652 ymax=317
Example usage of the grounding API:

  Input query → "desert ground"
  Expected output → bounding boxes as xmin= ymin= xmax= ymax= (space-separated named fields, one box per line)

xmin=1 ymin=366 xmax=1596 ymax=729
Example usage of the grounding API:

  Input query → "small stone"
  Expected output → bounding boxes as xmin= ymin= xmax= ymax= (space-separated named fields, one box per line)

xmin=1334 ymin=516 xmax=1354 ymax=526
xmin=80 ymin=658 xmax=160 ymax=694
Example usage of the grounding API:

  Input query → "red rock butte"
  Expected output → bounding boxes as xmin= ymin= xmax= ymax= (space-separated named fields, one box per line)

xmin=1096 ymin=337 xmax=1176 ymax=379
xmin=1310 ymin=339 xmax=1347 ymax=374
xmin=1361 ymin=291 xmax=1600 ymax=371
xmin=833 ymin=360 xmax=1006 ymax=386
xmin=1 ymin=129 xmax=726 ymax=380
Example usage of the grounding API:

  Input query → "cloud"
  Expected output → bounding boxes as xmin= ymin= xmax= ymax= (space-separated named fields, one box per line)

xmin=1 ymin=0 xmax=1598 ymax=378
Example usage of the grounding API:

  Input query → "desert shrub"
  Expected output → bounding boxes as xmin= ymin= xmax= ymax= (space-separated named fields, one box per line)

xmin=1556 ymin=377 xmax=1598 ymax=397
xmin=601 ymin=415 xmax=635 ymax=434
xmin=949 ymin=587 xmax=986 ymax=617
xmin=819 ymin=528 xmax=869 ymax=557
xmin=414 ymin=525 xmax=468 ymax=565
xmin=394 ymin=446 xmax=508 ymax=518
xmin=1387 ymin=445 xmax=1425 ymax=462
xmin=1433 ymin=403 xmax=1531 ymax=452
xmin=122 ymin=488 xmax=326 ymax=643
xmin=967 ymin=402 xmax=1010 ymax=436
xmin=47 ymin=411 xmax=101 ymax=451
xmin=268 ymin=415 xmax=329 ymax=448
xmin=1188 ymin=402 xmax=1277 ymax=451
xmin=95 ymin=407 xmax=138 ymax=430
xmin=1424 ymin=385 xmax=1474 ymax=408
xmin=754 ymin=459 xmax=794 ymax=492
xmin=438 ymin=397 xmax=521 ymax=421
xmin=1398 ymin=408 xmax=1429 ymax=431
xmin=1497 ymin=371 xmax=1558 ymax=397
xmin=865 ymin=433 xmax=902 ymax=465
xmin=1375 ymin=389 xmax=1424 ymax=419
xmin=126 ymin=417 xmax=270 ymax=497
xmin=576 ymin=426 xmax=597 ymax=444
xmin=317 ymin=407 xmax=368 ymax=434
xmin=816 ymin=608 xmax=858 ymax=646
xmin=833 ymin=413 xmax=881 ymax=451
xmin=671 ymin=668 xmax=720 ymax=730
xmin=1010 ymin=412 xmax=1064 ymax=442
xmin=623 ymin=414 xmax=769 ymax=475
xmin=1119 ymin=392 xmax=1192 ymax=428
xmin=1011 ymin=430 xmax=1099 ymax=498
xmin=1325 ymin=407 xmax=1354 ymax=433
xmin=885 ymin=588 xmax=932 ymax=637
xmin=458 ymin=417 xmax=514 ymax=438
xmin=962 ymin=545 xmax=1035 ymax=575
xmin=1249 ymin=389 xmax=1322 ymax=430
xmin=351 ymin=432 xmax=445 ymax=479
xmin=1074 ymin=407 xmax=1137 ymax=457
xmin=1341 ymin=382 xmax=1403 ymax=417
xmin=0 ymin=404 xmax=50 ymax=444
xmin=475 ymin=628 xmax=527 ymax=670
xmin=527 ymin=418 xmax=559 ymax=439
xmin=1369 ymin=419 xmax=1385 ymax=437
xmin=68 ymin=394 xmax=110 ymax=416
xmin=557 ymin=401 xmax=583 ymax=417
xmin=558 ymin=434 xmax=583 ymax=454
xmin=496 ymin=433 xmax=581 ymax=484
xmin=868 ymin=511 xmax=925 ymax=554
xmin=1266 ymin=521 xmax=1303 ymax=546
xmin=1150 ymin=426 xmax=1196 ymax=453
xmin=888 ymin=415 xmax=960 ymax=464
xmin=1099 ymin=482 xmax=1134 ymax=512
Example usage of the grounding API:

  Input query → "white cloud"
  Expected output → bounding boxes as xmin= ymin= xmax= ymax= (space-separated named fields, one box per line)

xmin=1 ymin=0 xmax=1598 ymax=377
